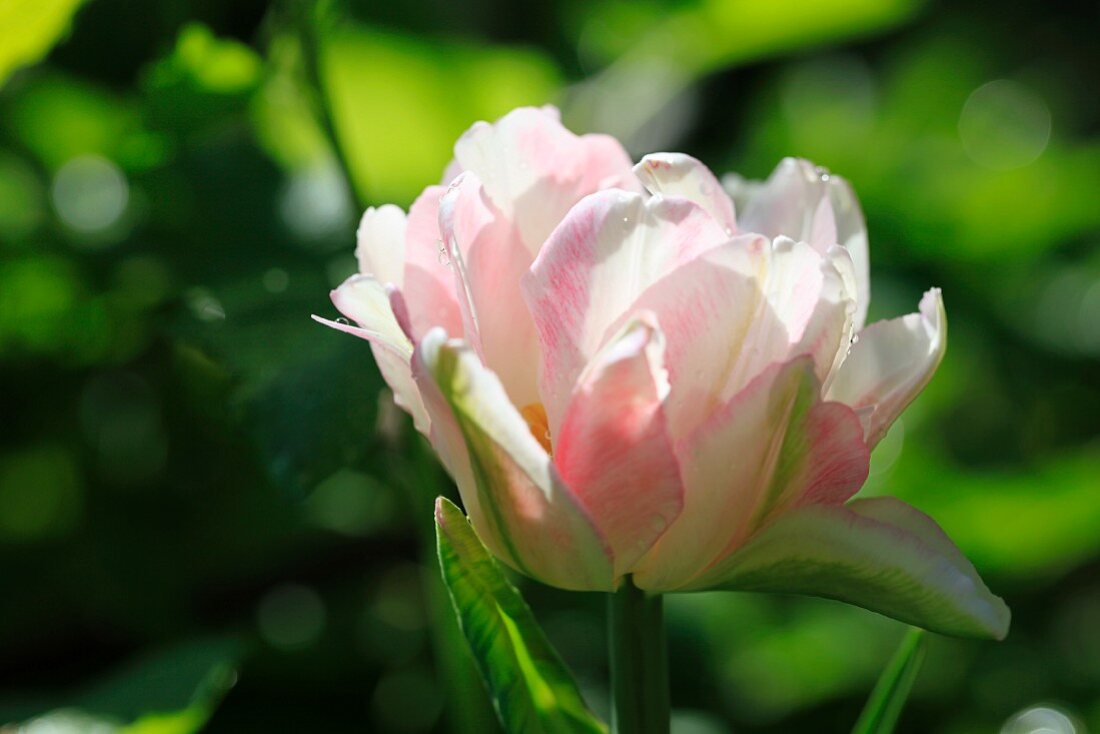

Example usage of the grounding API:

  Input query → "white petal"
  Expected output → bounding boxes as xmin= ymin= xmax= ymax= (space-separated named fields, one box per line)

xmin=634 ymin=153 xmax=736 ymax=232
xmin=827 ymin=289 xmax=946 ymax=447
xmin=355 ymin=205 xmax=407 ymax=287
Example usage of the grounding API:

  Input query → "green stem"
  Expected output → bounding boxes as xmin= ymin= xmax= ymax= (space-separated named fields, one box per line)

xmin=293 ymin=0 xmax=372 ymax=209
xmin=608 ymin=577 xmax=669 ymax=734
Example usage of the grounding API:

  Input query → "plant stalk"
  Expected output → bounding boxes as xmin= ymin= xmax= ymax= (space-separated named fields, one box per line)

xmin=608 ymin=577 xmax=670 ymax=734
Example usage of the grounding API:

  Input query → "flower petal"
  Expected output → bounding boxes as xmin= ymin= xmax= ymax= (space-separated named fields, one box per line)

xmin=402 ymin=185 xmax=464 ymax=339
xmin=414 ymin=330 xmax=614 ymax=591
xmin=522 ymin=190 xmax=731 ymax=437
xmin=632 ymin=357 xmax=868 ymax=591
xmin=438 ymin=172 xmax=541 ymax=408
xmin=679 ymin=497 xmax=1010 ymax=640
xmin=454 ymin=106 xmax=639 ymax=257
xmin=319 ymin=275 xmax=429 ymax=433
xmin=356 ymin=204 xmax=406 ymax=287
xmin=827 ymin=289 xmax=946 ymax=448
xmin=554 ymin=317 xmax=684 ymax=576
xmin=601 ymin=235 xmax=770 ymax=441
xmin=734 ymin=158 xmax=871 ymax=329
xmin=634 ymin=153 xmax=736 ymax=233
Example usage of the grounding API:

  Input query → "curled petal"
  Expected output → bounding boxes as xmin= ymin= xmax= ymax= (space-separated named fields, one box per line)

xmin=827 ymin=289 xmax=946 ymax=448
xmin=522 ymin=190 xmax=731 ymax=437
xmin=555 ymin=317 xmax=684 ymax=576
xmin=454 ymin=106 xmax=639 ymax=256
xmin=633 ymin=357 xmax=868 ymax=590
xmin=414 ymin=330 xmax=614 ymax=591
xmin=680 ymin=497 xmax=1010 ymax=640
xmin=318 ymin=275 xmax=428 ymax=433
xmin=634 ymin=153 xmax=736 ymax=233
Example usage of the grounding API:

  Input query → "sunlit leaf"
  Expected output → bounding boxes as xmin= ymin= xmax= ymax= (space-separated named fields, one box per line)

xmin=852 ymin=628 xmax=926 ymax=734
xmin=435 ymin=497 xmax=607 ymax=734
xmin=0 ymin=0 xmax=89 ymax=89
xmin=322 ymin=26 xmax=561 ymax=204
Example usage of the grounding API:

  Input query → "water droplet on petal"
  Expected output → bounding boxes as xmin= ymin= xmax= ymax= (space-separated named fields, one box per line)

xmin=335 ymin=317 xmax=350 ymax=326
xmin=437 ymin=239 xmax=451 ymax=267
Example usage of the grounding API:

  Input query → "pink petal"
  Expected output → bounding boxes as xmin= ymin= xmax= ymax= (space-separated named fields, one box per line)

xmin=413 ymin=329 xmax=614 ymax=591
xmin=634 ymin=153 xmax=736 ymax=233
xmin=554 ymin=317 xmax=684 ymax=576
xmin=402 ymin=185 xmax=464 ymax=339
xmin=454 ymin=106 xmax=640 ymax=257
xmin=632 ymin=357 xmax=868 ymax=591
xmin=438 ymin=172 xmax=541 ymax=408
xmin=522 ymin=190 xmax=731 ymax=437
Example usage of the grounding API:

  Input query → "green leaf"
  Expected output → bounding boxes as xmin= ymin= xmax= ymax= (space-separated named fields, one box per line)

xmin=852 ymin=628 xmax=927 ymax=734
xmin=435 ymin=497 xmax=607 ymax=734
xmin=0 ymin=0 xmax=89 ymax=89
xmin=0 ymin=636 xmax=240 ymax=732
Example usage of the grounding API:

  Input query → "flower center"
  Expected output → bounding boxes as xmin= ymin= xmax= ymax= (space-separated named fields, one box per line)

xmin=520 ymin=403 xmax=553 ymax=455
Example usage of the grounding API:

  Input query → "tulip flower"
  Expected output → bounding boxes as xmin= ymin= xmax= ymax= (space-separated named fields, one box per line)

xmin=317 ymin=106 xmax=1008 ymax=643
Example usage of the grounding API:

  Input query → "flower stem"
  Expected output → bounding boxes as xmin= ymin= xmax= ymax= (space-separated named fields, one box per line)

xmin=608 ymin=577 xmax=670 ymax=734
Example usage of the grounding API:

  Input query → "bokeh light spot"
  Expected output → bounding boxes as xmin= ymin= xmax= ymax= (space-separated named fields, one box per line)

xmin=186 ymin=287 xmax=226 ymax=322
xmin=0 ymin=445 xmax=82 ymax=542
xmin=50 ymin=154 xmax=129 ymax=237
xmin=261 ymin=267 xmax=290 ymax=294
xmin=1001 ymin=705 xmax=1079 ymax=734
xmin=306 ymin=469 xmax=394 ymax=537
xmin=257 ymin=584 xmax=326 ymax=650
xmin=279 ymin=164 xmax=352 ymax=244
xmin=79 ymin=371 xmax=168 ymax=487
xmin=371 ymin=667 xmax=442 ymax=732
xmin=959 ymin=80 xmax=1051 ymax=170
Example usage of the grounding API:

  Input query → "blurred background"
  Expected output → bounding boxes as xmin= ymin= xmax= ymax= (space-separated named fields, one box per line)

xmin=1 ymin=0 xmax=1098 ymax=731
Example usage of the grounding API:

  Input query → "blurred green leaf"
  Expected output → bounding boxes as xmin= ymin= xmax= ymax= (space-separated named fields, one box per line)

xmin=142 ymin=23 xmax=262 ymax=137
xmin=0 ymin=636 xmax=240 ymax=732
xmin=321 ymin=26 xmax=561 ymax=204
xmin=852 ymin=628 xmax=926 ymax=734
xmin=0 ymin=0 xmax=88 ymax=89
xmin=435 ymin=497 xmax=606 ymax=734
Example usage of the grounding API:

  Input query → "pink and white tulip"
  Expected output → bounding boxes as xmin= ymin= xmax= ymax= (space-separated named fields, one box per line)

xmin=317 ymin=106 xmax=1008 ymax=639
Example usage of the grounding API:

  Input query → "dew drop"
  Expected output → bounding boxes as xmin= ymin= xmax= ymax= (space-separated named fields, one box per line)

xmin=436 ymin=239 xmax=451 ymax=267
xmin=335 ymin=317 xmax=350 ymax=326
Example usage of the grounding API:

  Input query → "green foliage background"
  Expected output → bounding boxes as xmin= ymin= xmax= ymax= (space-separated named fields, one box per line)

xmin=0 ymin=0 xmax=1097 ymax=731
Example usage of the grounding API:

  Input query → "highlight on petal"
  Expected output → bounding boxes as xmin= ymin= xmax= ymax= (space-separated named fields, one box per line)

xmin=522 ymin=189 xmax=731 ymax=436
xmin=355 ymin=204 xmax=406 ymax=287
xmin=453 ymin=106 xmax=639 ymax=256
xmin=437 ymin=172 xmax=541 ymax=408
xmin=634 ymin=153 xmax=736 ymax=233
xmin=633 ymin=357 xmax=868 ymax=591
xmin=402 ymin=185 xmax=464 ymax=339
xmin=733 ymin=157 xmax=871 ymax=329
xmin=827 ymin=289 xmax=946 ymax=448
xmin=554 ymin=316 xmax=684 ymax=576
xmin=680 ymin=497 xmax=1011 ymax=640
xmin=317 ymin=275 xmax=429 ymax=433
xmin=414 ymin=329 xmax=614 ymax=591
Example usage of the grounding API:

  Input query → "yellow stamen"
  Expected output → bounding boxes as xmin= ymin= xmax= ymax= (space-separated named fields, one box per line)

xmin=520 ymin=403 xmax=553 ymax=455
